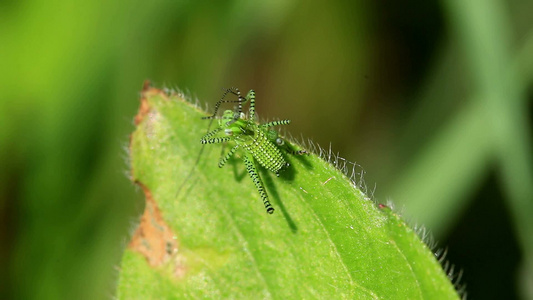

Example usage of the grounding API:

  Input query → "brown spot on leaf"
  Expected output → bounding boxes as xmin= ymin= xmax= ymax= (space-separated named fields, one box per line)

xmin=129 ymin=182 xmax=179 ymax=268
xmin=134 ymin=80 xmax=170 ymax=125
xmin=129 ymin=82 xmax=188 ymax=277
xmin=134 ymin=81 xmax=152 ymax=125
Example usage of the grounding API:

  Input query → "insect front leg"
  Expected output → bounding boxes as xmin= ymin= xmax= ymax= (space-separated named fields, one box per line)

xmin=201 ymin=128 xmax=233 ymax=144
xmin=201 ymin=136 xmax=231 ymax=144
xmin=244 ymin=154 xmax=274 ymax=214
xmin=201 ymin=127 xmax=222 ymax=142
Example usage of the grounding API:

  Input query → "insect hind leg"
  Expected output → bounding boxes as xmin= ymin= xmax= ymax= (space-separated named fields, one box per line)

xmin=244 ymin=154 xmax=274 ymax=214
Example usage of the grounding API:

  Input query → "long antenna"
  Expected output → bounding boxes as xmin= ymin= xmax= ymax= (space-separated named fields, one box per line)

xmin=175 ymin=88 xmax=244 ymax=199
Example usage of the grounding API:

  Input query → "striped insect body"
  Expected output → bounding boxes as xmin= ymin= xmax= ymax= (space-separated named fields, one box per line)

xmin=201 ymin=88 xmax=306 ymax=214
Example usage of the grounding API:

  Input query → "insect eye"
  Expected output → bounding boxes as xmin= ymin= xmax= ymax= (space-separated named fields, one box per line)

xmin=225 ymin=129 xmax=233 ymax=136
xmin=276 ymin=138 xmax=284 ymax=146
xmin=240 ymin=112 xmax=245 ymax=119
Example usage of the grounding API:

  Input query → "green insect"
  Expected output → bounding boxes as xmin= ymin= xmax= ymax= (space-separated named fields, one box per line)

xmin=201 ymin=88 xmax=306 ymax=214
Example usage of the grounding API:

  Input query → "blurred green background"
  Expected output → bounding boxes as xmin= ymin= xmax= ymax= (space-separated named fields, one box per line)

xmin=1 ymin=0 xmax=532 ymax=299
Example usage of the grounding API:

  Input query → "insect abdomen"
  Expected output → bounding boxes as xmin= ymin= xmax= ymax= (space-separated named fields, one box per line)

xmin=243 ymin=129 xmax=286 ymax=174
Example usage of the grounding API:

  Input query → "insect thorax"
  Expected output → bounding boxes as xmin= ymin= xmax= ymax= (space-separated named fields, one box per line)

xmin=219 ymin=109 xmax=287 ymax=174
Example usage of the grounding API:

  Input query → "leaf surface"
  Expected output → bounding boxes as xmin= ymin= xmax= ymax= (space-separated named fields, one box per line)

xmin=118 ymin=84 xmax=459 ymax=299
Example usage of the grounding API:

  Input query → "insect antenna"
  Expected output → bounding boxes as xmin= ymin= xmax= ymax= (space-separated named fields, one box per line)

xmin=175 ymin=137 xmax=208 ymax=199
xmin=202 ymin=87 xmax=245 ymax=121
xmin=176 ymin=87 xmax=244 ymax=199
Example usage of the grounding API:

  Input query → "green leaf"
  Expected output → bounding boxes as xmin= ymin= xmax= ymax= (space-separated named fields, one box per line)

xmin=117 ymin=84 xmax=460 ymax=299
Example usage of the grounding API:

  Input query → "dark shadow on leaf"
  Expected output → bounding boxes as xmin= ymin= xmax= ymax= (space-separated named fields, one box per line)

xmin=229 ymin=156 xmax=247 ymax=182
xmin=284 ymin=142 xmax=313 ymax=170
xmin=261 ymin=168 xmax=298 ymax=233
